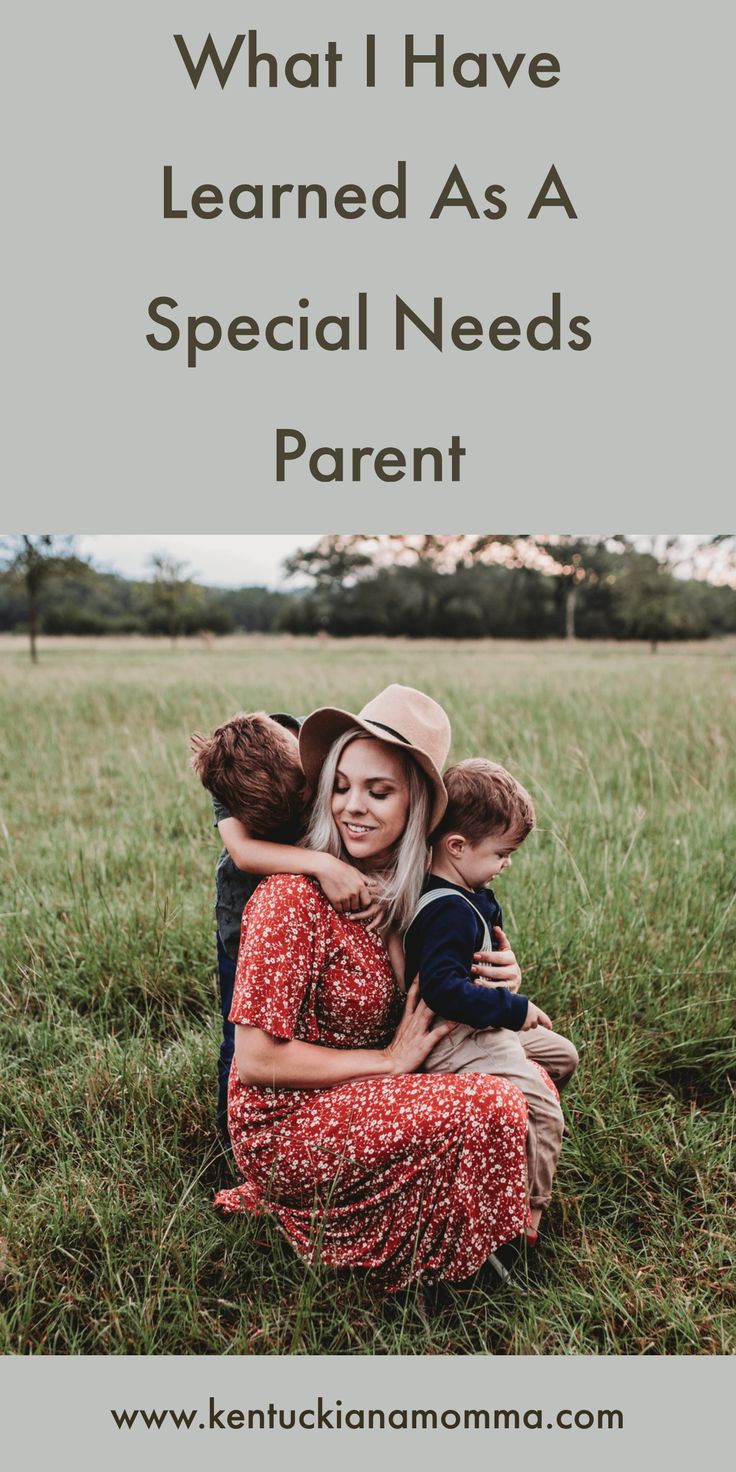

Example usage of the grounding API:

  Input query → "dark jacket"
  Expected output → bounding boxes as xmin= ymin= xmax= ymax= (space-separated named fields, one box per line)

xmin=404 ymin=874 xmax=529 ymax=1030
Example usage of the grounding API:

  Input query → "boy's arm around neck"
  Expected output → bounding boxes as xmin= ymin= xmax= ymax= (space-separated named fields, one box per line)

xmin=218 ymin=816 xmax=322 ymax=878
xmin=217 ymin=817 xmax=375 ymax=912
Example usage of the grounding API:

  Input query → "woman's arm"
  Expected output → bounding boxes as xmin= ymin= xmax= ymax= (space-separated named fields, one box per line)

xmin=218 ymin=816 xmax=375 ymax=912
xmin=235 ymin=1026 xmax=393 ymax=1087
xmin=235 ymin=980 xmax=454 ymax=1088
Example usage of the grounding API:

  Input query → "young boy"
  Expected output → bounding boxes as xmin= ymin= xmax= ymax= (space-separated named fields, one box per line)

xmin=192 ymin=710 xmax=377 ymax=1135
xmin=404 ymin=758 xmax=578 ymax=1242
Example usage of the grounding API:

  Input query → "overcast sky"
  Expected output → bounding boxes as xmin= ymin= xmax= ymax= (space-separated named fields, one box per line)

xmin=76 ymin=535 xmax=323 ymax=588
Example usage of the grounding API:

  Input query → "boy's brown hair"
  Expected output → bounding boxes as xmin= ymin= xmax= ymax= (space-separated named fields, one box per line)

xmin=191 ymin=712 xmax=306 ymax=840
xmin=434 ymin=758 xmax=536 ymax=845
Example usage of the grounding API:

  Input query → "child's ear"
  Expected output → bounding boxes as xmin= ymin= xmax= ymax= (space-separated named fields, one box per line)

xmin=444 ymin=832 xmax=466 ymax=858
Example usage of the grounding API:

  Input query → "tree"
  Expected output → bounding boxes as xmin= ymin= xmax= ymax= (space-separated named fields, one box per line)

xmin=146 ymin=554 xmax=203 ymax=642
xmin=611 ymin=552 xmax=685 ymax=651
xmin=0 ymin=534 xmax=87 ymax=663
xmin=538 ymin=540 xmax=592 ymax=639
xmin=277 ymin=532 xmax=736 ymax=643
xmin=467 ymin=535 xmax=625 ymax=640
xmin=367 ymin=535 xmax=473 ymax=571
xmin=282 ymin=535 xmax=376 ymax=630
xmin=283 ymin=535 xmax=374 ymax=589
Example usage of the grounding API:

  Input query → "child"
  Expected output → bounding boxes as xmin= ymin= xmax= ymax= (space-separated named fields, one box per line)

xmin=404 ymin=758 xmax=578 ymax=1242
xmin=191 ymin=710 xmax=377 ymax=1135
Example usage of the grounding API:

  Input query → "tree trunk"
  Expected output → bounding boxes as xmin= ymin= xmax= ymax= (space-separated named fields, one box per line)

xmin=29 ymin=590 xmax=39 ymax=664
xmin=565 ymin=583 xmax=577 ymax=641
xmin=650 ymin=638 xmax=658 ymax=653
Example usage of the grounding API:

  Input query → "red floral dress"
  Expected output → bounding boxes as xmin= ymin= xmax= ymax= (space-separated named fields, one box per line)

xmin=214 ymin=875 xmax=529 ymax=1292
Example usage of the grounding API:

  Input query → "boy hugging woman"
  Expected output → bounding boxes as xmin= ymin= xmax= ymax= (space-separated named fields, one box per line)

xmin=192 ymin=687 xmax=577 ymax=1254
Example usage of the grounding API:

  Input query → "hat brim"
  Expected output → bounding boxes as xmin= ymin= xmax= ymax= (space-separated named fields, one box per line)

xmin=299 ymin=706 xmax=448 ymax=834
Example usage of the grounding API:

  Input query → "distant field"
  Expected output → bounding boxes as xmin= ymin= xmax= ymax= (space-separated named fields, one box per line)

xmin=0 ymin=636 xmax=734 ymax=1354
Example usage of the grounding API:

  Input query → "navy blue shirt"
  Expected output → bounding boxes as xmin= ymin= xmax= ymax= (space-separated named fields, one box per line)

xmin=404 ymin=875 xmax=529 ymax=1030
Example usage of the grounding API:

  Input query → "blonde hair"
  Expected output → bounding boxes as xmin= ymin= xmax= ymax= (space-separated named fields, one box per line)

xmin=302 ymin=730 xmax=431 ymax=933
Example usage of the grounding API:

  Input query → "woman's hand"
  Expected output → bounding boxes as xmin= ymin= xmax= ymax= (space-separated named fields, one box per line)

xmin=235 ymin=987 xmax=454 ymax=1089
xmin=382 ymin=979 xmax=455 ymax=1075
xmin=471 ymin=925 xmax=522 ymax=991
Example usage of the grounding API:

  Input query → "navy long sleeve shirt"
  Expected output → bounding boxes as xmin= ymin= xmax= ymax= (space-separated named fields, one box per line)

xmin=404 ymin=875 xmax=529 ymax=1031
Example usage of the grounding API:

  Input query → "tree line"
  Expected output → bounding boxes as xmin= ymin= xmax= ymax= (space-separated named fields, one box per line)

xmin=280 ymin=535 xmax=736 ymax=648
xmin=1 ymin=535 xmax=735 ymax=660
xmin=0 ymin=542 xmax=288 ymax=658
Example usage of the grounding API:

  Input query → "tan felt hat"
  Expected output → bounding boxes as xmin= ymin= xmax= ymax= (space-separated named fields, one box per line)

xmin=299 ymin=684 xmax=451 ymax=833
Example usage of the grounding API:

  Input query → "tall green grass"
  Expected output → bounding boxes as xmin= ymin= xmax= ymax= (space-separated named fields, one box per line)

xmin=0 ymin=637 xmax=734 ymax=1353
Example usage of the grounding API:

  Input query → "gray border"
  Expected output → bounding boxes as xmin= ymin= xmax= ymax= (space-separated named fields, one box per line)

xmin=4 ymin=1 xmax=734 ymax=524
xmin=3 ymin=1355 xmax=733 ymax=1469
xmin=2 ymin=0 xmax=733 ymax=1463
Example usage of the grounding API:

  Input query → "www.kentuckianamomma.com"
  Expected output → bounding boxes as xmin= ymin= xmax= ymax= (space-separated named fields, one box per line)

xmin=110 ymin=1398 xmax=624 ymax=1432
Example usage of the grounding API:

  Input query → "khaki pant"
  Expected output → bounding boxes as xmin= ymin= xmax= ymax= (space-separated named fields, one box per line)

xmin=424 ymin=1023 xmax=579 ymax=1209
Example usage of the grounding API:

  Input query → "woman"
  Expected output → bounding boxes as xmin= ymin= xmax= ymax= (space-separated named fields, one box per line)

xmin=214 ymin=685 xmax=529 ymax=1291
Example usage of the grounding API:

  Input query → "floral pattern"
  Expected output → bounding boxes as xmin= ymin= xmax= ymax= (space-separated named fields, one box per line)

xmin=214 ymin=875 xmax=529 ymax=1291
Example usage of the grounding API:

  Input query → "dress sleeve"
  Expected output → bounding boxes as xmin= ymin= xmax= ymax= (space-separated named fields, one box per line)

xmin=229 ymin=874 xmax=328 ymax=1041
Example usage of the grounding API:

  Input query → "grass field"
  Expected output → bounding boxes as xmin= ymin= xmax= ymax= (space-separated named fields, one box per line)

xmin=0 ymin=635 xmax=734 ymax=1354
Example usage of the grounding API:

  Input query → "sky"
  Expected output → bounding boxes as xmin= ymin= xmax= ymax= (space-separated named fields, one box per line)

xmin=76 ymin=535 xmax=324 ymax=589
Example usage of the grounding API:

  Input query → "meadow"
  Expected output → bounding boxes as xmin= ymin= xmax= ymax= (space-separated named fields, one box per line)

xmin=0 ymin=634 xmax=734 ymax=1355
